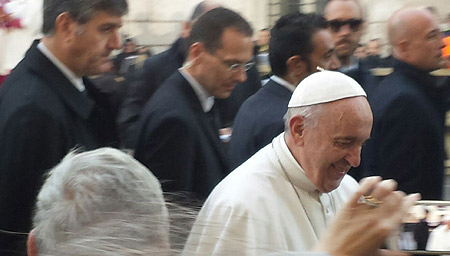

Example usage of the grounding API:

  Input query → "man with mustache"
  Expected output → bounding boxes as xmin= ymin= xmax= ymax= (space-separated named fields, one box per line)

xmin=360 ymin=7 xmax=448 ymax=200
xmin=324 ymin=0 xmax=376 ymax=96
xmin=133 ymin=8 xmax=254 ymax=199
xmin=0 ymin=0 xmax=126 ymax=253
xmin=183 ymin=70 xmax=373 ymax=254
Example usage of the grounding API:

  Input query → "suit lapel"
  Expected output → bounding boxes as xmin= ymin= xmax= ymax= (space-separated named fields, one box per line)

xmin=176 ymin=72 xmax=229 ymax=170
xmin=26 ymin=40 xmax=95 ymax=120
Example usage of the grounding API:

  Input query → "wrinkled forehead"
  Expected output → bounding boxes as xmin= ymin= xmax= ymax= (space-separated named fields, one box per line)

xmin=324 ymin=1 xmax=363 ymax=20
xmin=321 ymin=96 xmax=371 ymax=121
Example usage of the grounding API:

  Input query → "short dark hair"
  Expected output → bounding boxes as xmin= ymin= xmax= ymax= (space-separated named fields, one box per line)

xmin=43 ymin=0 xmax=128 ymax=35
xmin=187 ymin=7 xmax=253 ymax=53
xmin=269 ymin=12 xmax=328 ymax=77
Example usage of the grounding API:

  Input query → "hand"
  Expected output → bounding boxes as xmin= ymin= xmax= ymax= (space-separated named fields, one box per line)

xmin=313 ymin=176 xmax=419 ymax=256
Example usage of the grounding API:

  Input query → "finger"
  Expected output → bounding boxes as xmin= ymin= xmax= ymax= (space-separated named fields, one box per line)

xmin=370 ymin=179 xmax=398 ymax=201
xmin=348 ymin=176 xmax=382 ymax=207
xmin=402 ymin=193 xmax=420 ymax=213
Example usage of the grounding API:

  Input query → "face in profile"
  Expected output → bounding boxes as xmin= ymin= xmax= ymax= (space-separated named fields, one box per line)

xmin=296 ymin=97 xmax=372 ymax=193
xmin=198 ymin=28 xmax=254 ymax=99
xmin=308 ymin=29 xmax=341 ymax=72
xmin=67 ymin=11 xmax=123 ymax=76
xmin=407 ymin=11 xmax=445 ymax=71
xmin=325 ymin=1 xmax=364 ymax=61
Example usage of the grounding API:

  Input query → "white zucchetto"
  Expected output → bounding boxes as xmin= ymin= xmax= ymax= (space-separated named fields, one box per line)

xmin=288 ymin=71 xmax=367 ymax=108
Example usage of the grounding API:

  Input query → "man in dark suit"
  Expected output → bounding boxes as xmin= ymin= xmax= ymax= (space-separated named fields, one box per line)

xmin=0 ymin=0 xmax=127 ymax=253
xmin=133 ymin=7 xmax=254 ymax=199
xmin=360 ymin=7 xmax=447 ymax=199
xmin=117 ymin=0 xmax=261 ymax=147
xmin=228 ymin=13 xmax=340 ymax=169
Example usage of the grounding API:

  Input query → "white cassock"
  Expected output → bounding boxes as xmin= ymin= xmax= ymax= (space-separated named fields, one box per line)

xmin=183 ymin=133 xmax=358 ymax=256
xmin=426 ymin=224 xmax=450 ymax=251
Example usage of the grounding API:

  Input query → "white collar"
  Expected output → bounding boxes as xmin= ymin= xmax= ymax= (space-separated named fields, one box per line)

xmin=270 ymin=75 xmax=296 ymax=92
xmin=339 ymin=56 xmax=359 ymax=73
xmin=272 ymin=133 xmax=318 ymax=193
xmin=179 ymin=68 xmax=214 ymax=113
xmin=37 ymin=42 xmax=86 ymax=92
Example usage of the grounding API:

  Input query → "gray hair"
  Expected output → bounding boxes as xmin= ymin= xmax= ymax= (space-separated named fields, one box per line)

xmin=283 ymin=104 xmax=323 ymax=132
xmin=43 ymin=0 xmax=128 ymax=35
xmin=32 ymin=147 xmax=170 ymax=256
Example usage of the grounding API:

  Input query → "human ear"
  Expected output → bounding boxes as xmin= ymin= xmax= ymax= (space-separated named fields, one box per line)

xmin=54 ymin=12 xmax=78 ymax=43
xmin=187 ymin=42 xmax=207 ymax=64
xmin=286 ymin=55 xmax=309 ymax=84
xmin=289 ymin=115 xmax=306 ymax=146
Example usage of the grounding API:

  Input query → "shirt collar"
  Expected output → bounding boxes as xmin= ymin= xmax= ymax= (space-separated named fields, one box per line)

xmin=339 ymin=55 xmax=359 ymax=73
xmin=179 ymin=68 xmax=214 ymax=112
xmin=37 ymin=42 xmax=86 ymax=92
xmin=272 ymin=133 xmax=318 ymax=193
xmin=270 ymin=75 xmax=296 ymax=92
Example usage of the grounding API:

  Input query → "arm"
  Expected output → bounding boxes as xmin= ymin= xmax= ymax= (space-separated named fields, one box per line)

xmin=0 ymin=104 xmax=67 ymax=251
xmin=134 ymin=115 xmax=196 ymax=193
xmin=368 ymin=95 xmax=441 ymax=197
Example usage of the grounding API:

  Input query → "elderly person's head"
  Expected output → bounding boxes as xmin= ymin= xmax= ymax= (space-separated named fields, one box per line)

xmin=388 ymin=7 xmax=445 ymax=71
xmin=28 ymin=148 xmax=170 ymax=256
xmin=284 ymin=71 xmax=372 ymax=193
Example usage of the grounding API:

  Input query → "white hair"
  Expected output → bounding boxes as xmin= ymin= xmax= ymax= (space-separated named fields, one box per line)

xmin=283 ymin=104 xmax=323 ymax=132
xmin=33 ymin=147 xmax=171 ymax=256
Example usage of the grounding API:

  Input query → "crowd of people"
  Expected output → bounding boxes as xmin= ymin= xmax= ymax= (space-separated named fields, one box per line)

xmin=0 ymin=0 xmax=449 ymax=255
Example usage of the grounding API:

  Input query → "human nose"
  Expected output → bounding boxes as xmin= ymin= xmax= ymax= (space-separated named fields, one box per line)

xmin=108 ymin=31 xmax=122 ymax=50
xmin=232 ymin=68 xmax=248 ymax=83
xmin=345 ymin=146 xmax=362 ymax=167
xmin=339 ymin=24 xmax=352 ymax=35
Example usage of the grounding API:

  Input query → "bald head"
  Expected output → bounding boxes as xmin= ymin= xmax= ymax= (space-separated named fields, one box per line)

xmin=388 ymin=7 xmax=445 ymax=71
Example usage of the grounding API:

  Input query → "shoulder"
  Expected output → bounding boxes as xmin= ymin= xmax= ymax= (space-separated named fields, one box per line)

xmin=207 ymin=149 xmax=281 ymax=211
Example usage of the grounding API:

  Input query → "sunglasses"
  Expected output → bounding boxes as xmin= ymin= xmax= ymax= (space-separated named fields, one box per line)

xmin=328 ymin=19 xmax=363 ymax=32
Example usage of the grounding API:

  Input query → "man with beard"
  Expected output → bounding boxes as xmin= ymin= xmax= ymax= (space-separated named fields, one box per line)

xmin=324 ymin=0 xmax=376 ymax=96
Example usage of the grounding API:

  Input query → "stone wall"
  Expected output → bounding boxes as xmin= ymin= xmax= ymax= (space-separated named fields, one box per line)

xmin=122 ymin=0 xmax=450 ymax=54
xmin=122 ymin=0 xmax=269 ymax=54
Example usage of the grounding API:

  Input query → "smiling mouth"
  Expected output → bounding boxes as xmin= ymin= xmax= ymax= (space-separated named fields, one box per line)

xmin=332 ymin=164 xmax=349 ymax=175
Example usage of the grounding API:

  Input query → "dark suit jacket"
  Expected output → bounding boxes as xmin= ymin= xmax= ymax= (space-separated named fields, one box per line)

xmin=117 ymin=38 xmax=261 ymax=147
xmin=133 ymin=71 xmax=229 ymax=198
xmin=228 ymin=79 xmax=292 ymax=169
xmin=344 ymin=59 xmax=378 ymax=96
xmin=413 ymin=219 xmax=430 ymax=250
xmin=360 ymin=59 xmax=447 ymax=199
xmin=0 ymin=41 xmax=118 ymax=254
xmin=117 ymin=38 xmax=186 ymax=147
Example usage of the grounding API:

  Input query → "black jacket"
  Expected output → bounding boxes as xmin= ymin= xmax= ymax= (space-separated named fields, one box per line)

xmin=360 ymin=59 xmax=447 ymax=199
xmin=228 ymin=79 xmax=292 ymax=169
xmin=0 ymin=41 xmax=118 ymax=254
xmin=133 ymin=71 xmax=229 ymax=198
xmin=117 ymin=38 xmax=261 ymax=147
